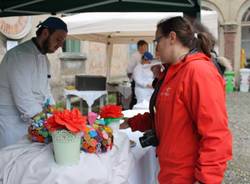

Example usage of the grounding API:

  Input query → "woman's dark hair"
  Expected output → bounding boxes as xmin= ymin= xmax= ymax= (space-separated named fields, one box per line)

xmin=192 ymin=20 xmax=216 ymax=56
xmin=157 ymin=16 xmax=214 ymax=57
xmin=36 ymin=26 xmax=56 ymax=37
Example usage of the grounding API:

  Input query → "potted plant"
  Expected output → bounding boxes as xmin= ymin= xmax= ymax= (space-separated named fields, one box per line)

xmin=45 ymin=108 xmax=86 ymax=166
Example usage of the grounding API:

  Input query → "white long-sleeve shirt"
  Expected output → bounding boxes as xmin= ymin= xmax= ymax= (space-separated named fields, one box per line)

xmin=133 ymin=63 xmax=154 ymax=103
xmin=0 ymin=39 xmax=53 ymax=148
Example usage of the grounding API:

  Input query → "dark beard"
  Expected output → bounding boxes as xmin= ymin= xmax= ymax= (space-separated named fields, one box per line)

xmin=41 ymin=36 xmax=50 ymax=54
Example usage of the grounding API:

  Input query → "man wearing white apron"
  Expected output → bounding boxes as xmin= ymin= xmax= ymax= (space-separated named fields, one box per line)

xmin=133 ymin=51 xmax=154 ymax=104
xmin=0 ymin=17 xmax=68 ymax=148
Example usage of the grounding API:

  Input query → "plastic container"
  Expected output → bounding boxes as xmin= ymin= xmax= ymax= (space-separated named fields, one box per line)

xmin=224 ymin=71 xmax=235 ymax=93
xmin=52 ymin=130 xmax=81 ymax=166
xmin=240 ymin=69 xmax=250 ymax=92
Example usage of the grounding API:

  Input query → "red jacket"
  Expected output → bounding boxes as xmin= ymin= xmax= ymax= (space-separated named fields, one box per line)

xmin=128 ymin=52 xmax=232 ymax=184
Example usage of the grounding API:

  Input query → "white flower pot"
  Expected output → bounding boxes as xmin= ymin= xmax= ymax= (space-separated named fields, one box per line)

xmin=52 ymin=130 xmax=81 ymax=166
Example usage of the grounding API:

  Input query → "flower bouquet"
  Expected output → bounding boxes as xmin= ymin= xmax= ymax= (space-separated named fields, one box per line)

xmin=45 ymin=108 xmax=86 ymax=166
xmin=99 ymin=105 xmax=123 ymax=132
xmin=28 ymin=111 xmax=51 ymax=143
xmin=28 ymin=102 xmax=57 ymax=144
xmin=81 ymin=124 xmax=113 ymax=154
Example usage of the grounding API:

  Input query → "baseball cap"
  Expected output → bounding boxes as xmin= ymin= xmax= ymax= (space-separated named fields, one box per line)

xmin=142 ymin=51 xmax=153 ymax=61
xmin=37 ymin=17 xmax=68 ymax=32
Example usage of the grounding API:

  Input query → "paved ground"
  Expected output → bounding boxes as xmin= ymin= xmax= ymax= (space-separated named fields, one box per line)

xmin=223 ymin=92 xmax=250 ymax=184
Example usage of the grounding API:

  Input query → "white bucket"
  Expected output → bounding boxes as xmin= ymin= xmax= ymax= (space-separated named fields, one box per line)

xmin=104 ymin=118 xmax=121 ymax=132
xmin=108 ymin=122 xmax=120 ymax=132
xmin=52 ymin=130 xmax=81 ymax=166
xmin=240 ymin=69 xmax=250 ymax=92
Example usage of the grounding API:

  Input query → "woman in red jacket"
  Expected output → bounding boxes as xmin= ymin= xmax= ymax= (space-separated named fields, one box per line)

xmin=121 ymin=16 xmax=232 ymax=184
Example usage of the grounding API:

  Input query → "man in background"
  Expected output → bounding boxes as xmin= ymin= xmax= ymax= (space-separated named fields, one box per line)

xmin=127 ymin=40 xmax=148 ymax=109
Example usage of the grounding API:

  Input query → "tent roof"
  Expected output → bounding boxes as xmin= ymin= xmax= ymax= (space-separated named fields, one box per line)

xmin=0 ymin=0 xmax=200 ymax=17
xmin=63 ymin=12 xmax=183 ymax=44
xmin=63 ymin=11 xmax=217 ymax=44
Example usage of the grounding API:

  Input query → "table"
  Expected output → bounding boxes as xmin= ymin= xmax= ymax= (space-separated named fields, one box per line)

xmin=122 ymin=109 xmax=159 ymax=184
xmin=0 ymin=110 xmax=159 ymax=184
xmin=0 ymin=132 xmax=133 ymax=184
xmin=64 ymin=89 xmax=107 ymax=112
xmin=122 ymin=129 xmax=159 ymax=184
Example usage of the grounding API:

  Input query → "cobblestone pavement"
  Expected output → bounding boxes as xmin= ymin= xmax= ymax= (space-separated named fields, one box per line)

xmin=223 ymin=92 xmax=250 ymax=184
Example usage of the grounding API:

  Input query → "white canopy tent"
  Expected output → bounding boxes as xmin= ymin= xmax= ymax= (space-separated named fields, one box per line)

xmin=62 ymin=11 xmax=218 ymax=80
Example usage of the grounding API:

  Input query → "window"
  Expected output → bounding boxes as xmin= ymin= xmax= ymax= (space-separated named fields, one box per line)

xmin=242 ymin=8 xmax=250 ymax=22
xmin=63 ymin=39 xmax=81 ymax=53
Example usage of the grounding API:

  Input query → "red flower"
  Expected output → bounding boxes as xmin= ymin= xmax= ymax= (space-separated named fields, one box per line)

xmin=45 ymin=108 xmax=87 ymax=133
xmin=100 ymin=105 xmax=123 ymax=119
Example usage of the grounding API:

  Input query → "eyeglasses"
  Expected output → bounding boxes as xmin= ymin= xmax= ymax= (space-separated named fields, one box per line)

xmin=153 ymin=35 xmax=164 ymax=45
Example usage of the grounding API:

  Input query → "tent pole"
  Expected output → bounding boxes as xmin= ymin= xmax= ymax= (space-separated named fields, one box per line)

xmin=106 ymin=40 xmax=113 ymax=82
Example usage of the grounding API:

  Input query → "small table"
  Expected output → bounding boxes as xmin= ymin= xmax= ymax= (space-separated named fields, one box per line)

xmin=64 ymin=89 xmax=107 ymax=112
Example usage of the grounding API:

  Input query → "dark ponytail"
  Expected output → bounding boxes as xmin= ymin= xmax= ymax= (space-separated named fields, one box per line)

xmin=192 ymin=20 xmax=216 ymax=57
xmin=194 ymin=32 xmax=214 ymax=57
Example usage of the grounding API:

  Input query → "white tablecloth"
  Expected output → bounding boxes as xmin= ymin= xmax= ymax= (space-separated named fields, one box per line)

xmin=0 ymin=132 xmax=133 ymax=184
xmin=122 ymin=109 xmax=159 ymax=184
xmin=123 ymin=129 xmax=159 ymax=184
xmin=0 ymin=110 xmax=159 ymax=184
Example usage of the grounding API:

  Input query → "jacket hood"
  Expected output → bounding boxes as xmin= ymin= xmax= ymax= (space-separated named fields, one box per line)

xmin=184 ymin=52 xmax=211 ymax=65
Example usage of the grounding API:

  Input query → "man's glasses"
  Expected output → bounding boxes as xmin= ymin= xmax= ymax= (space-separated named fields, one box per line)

xmin=153 ymin=35 xmax=164 ymax=45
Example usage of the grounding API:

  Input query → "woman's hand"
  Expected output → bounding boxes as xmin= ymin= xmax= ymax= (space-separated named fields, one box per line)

xmin=119 ymin=118 xmax=130 ymax=129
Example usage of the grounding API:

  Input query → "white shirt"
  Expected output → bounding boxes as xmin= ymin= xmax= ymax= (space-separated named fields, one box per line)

xmin=133 ymin=63 xmax=154 ymax=103
xmin=0 ymin=39 xmax=54 ymax=148
xmin=126 ymin=51 xmax=142 ymax=75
